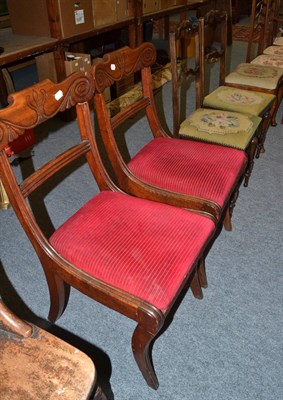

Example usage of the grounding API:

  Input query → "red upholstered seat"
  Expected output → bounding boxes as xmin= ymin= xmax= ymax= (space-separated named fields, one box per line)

xmin=50 ymin=191 xmax=215 ymax=311
xmin=128 ymin=137 xmax=248 ymax=208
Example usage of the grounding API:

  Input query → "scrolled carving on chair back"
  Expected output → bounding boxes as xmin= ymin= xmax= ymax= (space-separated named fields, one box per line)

xmin=92 ymin=42 xmax=157 ymax=93
xmin=0 ymin=72 xmax=94 ymax=151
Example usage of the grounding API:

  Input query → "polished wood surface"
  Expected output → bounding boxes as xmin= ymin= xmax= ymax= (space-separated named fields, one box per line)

xmin=225 ymin=0 xmax=283 ymax=126
xmin=92 ymin=43 xmax=248 ymax=232
xmin=169 ymin=11 xmax=270 ymax=189
xmin=0 ymin=28 xmax=58 ymax=67
xmin=0 ymin=59 xmax=216 ymax=390
xmin=0 ymin=299 xmax=96 ymax=399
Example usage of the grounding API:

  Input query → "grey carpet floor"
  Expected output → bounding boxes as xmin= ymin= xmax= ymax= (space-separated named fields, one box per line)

xmin=0 ymin=40 xmax=282 ymax=400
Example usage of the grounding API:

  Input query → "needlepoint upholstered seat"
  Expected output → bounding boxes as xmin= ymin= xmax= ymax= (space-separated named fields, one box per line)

xmin=226 ymin=2 xmax=283 ymax=126
xmin=225 ymin=62 xmax=283 ymax=88
xmin=169 ymin=11 xmax=266 ymax=186
xmin=179 ymin=108 xmax=261 ymax=150
xmin=203 ymin=86 xmax=276 ymax=117
xmin=273 ymin=36 xmax=283 ymax=45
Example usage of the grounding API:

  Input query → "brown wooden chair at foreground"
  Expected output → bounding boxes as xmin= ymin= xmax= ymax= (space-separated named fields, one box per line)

xmin=169 ymin=10 xmax=276 ymax=184
xmin=0 ymin=71 xmax=221 ymax=389
xmin=92 ymin=42 xmax=248 ymax=232
xmin=0 ymin=297 xmax=97 ymax=399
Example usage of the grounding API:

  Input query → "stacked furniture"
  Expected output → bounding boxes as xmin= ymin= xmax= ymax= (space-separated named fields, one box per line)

xmin=224 ymin=0 xmax=283 ymax=126
xmin=169 ymin=10 xmax=276 ymax=189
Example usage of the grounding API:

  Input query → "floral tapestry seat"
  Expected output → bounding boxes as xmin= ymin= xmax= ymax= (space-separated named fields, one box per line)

xmin=263 ymin=45 xmax=283 ymax=57
xmin=224 ymin=63 xmax=283 ymax=126
xmin=273 ymin=36 xmax=283 ymax=46
xmin=202 ymin=86 xmax=276 ymax=157
xmin=225 ymin=63 xmax=283 ymax=90
xmin=178 ymin=107 xmax=261 ymax=187
xmin=250 ymin=55 xmax=283 ymax=68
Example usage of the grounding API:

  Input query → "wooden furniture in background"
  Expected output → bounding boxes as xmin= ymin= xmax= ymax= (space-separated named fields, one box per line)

xmin=136 ymin=0 xmax=216 ymax=44
xmin=0 ymin=297 xmax=97 ymax=399
xmin=225 ymin=0 xmax=283 ymax=126
xmin=246 ymin=0 xmax=283 ymax=61
xmin=0 ymin=1 xmax=214 ymax=105
xmin=169 ymin=11 xmax=275 ymax=187
xmin=232 ymin=0 xmax=253 ymax=23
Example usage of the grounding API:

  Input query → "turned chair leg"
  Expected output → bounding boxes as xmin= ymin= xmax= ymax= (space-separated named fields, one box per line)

xmin=256 ymin=118 xmax=268 ymax=158
xmin=190 ymin=268 xmax=203 ymax=299
xmin=45 ymin=270 xmax=71 ymax=323
xmin=223 ymin=207 xmax=232 ymax=231
xmin=198 ymin=260 xmax=208 ymax=289
xmin=244 ymin=136 xmax=258 ymax=188
xmin=271 ymin=86 xmax=283 ymax=127
xmin=132 ymin=324 xmax=161 ymax=390
xmin=223 ymin=187 xmax=240 ymax=232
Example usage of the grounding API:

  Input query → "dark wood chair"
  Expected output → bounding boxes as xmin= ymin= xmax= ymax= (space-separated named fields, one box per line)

xmin=92 ymin=42 xmax=248 ymax=232
xmin=169 ymin=10 xmax=276 ymax=184
xmin=225 ymin=0 xmax=283 ymax=126
xmin=246 ymin=0 xmax=283 ymax=62
xmin=0 ymin=71 xmax=220 ymax=389
xmin=266 ymin=0 xmax=283 ymax=47
xmin=0 ymin=297 xmax=97 ymax=399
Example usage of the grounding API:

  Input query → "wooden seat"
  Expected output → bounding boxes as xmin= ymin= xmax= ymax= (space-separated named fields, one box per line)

xmin=0 ymin=71 xmax=219 ymax=389
xmin=0 ymin=297 xmax=96 ymax=399
xmin=169 ymin=10 xmax=276 ymax=183
xmin=92 ymin=42 xmax=248 ymax=233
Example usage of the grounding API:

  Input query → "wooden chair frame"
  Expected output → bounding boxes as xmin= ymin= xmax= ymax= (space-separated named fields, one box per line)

xmin=169 ymin=11 xmax=267 ymax=187
xmin=246 ymin=0 xmax=283 ymax=61
xmin=246 ymin=0 xmax=267 ymax=62
xmin=92 ymin=42 xmax=248 ymax=232
xmin=225 ymin=0 xmax=283 ymax=127
xmin=0 ymin=71 xmax=218 ymax=390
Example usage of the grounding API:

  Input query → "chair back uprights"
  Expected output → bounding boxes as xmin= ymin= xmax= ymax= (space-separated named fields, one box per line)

xmin=169 ymin=11 xmax=227 ymax=136
xmin=266 ymin=0 xmax=283 ymax=45
xmin=169 ymin=18 xmax=199 ymax=136
xmin=246 ymin=0 xmax=283 ymax=62
xmin=246 ymin=0 xmax=267 ymax=62
xmin=198 ymin=11 xmax=227 ymax=103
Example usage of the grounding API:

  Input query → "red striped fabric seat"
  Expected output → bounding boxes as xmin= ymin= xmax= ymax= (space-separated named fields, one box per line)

xmin=49 ymin=191 xmax=215 ymax=311
xmin=128 ymin=137 xmax=248 ymax=207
